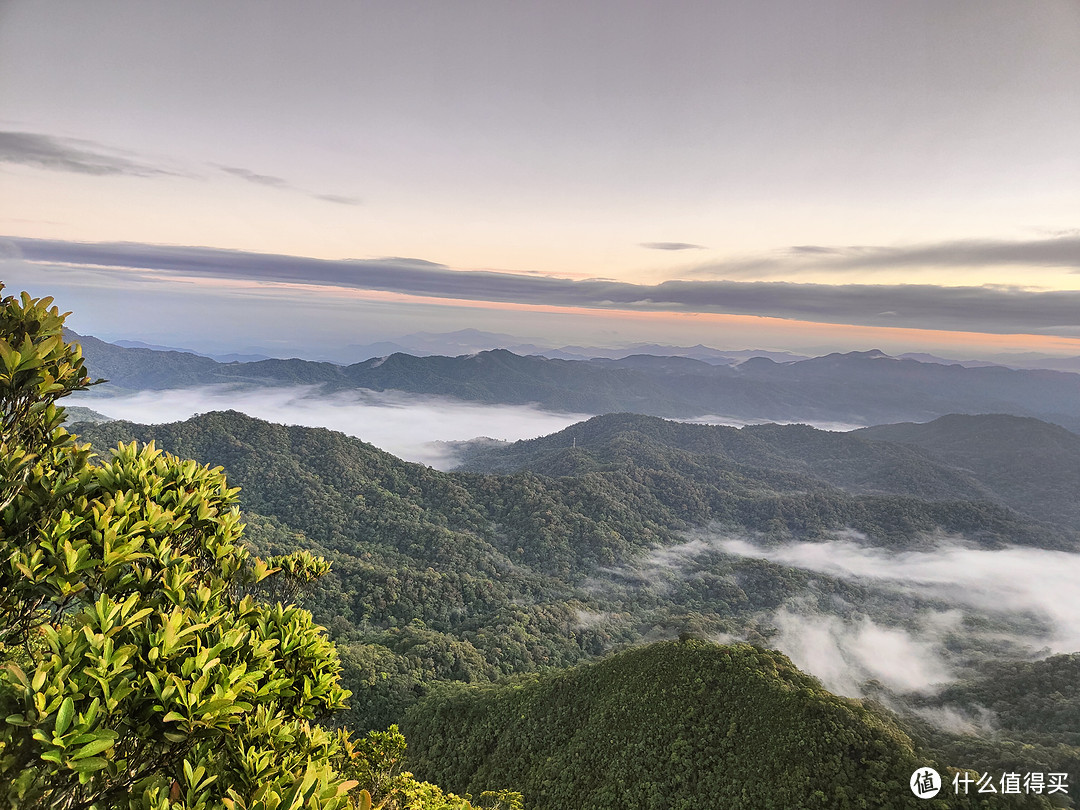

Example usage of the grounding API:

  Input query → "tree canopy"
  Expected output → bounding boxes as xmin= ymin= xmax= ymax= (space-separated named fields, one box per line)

xmin=0 ymin=288 xmax=518 ymax=809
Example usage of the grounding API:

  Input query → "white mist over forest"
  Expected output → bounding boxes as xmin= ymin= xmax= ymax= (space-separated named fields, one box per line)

xmin=594 ymin=531 xmax=1080 ymax=707
xmin=71 ymin=385 xmax=593 ymax=469
xmin=720 ymin=537 xmax=1080 ymax=653
xmin=70 ymin=384 xmax=872 ymax=468
xmin=723 ymin=537 xmax=1080 ymax=698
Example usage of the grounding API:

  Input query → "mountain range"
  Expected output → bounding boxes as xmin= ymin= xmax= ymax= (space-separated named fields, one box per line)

xmin=69 ymin=407 xmax=1080 ymax=803
xmin=72 ymin=330 xmax=1080 ymax=433
xmin=95 ymin=327 xmax=1080 ymax=373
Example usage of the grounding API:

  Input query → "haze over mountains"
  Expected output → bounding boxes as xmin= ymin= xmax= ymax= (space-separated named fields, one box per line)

xmin=71 ymin=330 xmax=1080 ymax=434
xmin=88 ymin=327 xmax=1080 ymax=372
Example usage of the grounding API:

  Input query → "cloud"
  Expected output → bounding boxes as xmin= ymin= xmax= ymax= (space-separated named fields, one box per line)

xmin=0 ymin=131 xmax=177 ymax=177
xmin=70 ymin=384 xmax=592 ymax=470
xmin=771 ymin=610 xmax=956 ymax=696
xmin=218 ymin=165 xmax=291 ymax=189
xmin=586 ymin=532 xmax=1012 ymax=702
xmin=834 ymin=237 xmax=1080 ymax=271
xmin=693 ymin=235 xmax=1080 ymax=278
xmin=601 ymin=531 xmax=1078 ymax=708
xmin=314 ymin=193 xmax=362 ymax=206
xmin=216 ymin=166 xmax=362 ymax=205
xmin=0 ymin=131 xmax=358 ymax=206
xmin=720 ymin=537 xmax=1080 ymax=652
xmin=10 ymin=236 xmax=1080 ymax=335
xmin=639 ymin=242 xmax=707 ymax=251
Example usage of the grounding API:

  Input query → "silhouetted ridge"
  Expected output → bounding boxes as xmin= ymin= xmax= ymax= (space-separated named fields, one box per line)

xmin=72 ymin=332 xmax=1080 ymax=431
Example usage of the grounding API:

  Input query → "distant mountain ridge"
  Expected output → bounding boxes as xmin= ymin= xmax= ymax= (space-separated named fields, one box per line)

xmin=340 ymin=328 xmax=811 ymax=364
xmin=112 ymin=339 xmax=272 ymax=363
xmin=71 ymin=330 xmax=1080 ymax=433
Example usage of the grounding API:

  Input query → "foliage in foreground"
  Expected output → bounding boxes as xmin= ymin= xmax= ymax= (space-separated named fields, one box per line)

xmin=0 ymin=287 xmax=521 ymax=809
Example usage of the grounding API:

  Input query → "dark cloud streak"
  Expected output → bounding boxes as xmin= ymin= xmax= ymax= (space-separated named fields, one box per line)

xmin=0 ymin=131 xmax=359 ymax=206
xmin=835 ymin=237 xmax=1080 ymax=270
xmin=313 ymin=193 xmax=362 ymax=206
xmin=693 ymin=236 xmax=1080 ymax=277
xmin=640 ymin=242 xmax=706 ymax=251
xmin=217 ymin=166 xmax=291 ymax=188
xmin=215 ymin=166 xmax=361 ymax=205
xmin=7 ymin=236 xmax=1080 ymax=335
xmin=0 ymin=132 xmax=178 ymax=177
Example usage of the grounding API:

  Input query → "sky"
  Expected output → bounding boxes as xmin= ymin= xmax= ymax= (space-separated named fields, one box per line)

xmin=2 ymin=1 xmax=1080 ymax=358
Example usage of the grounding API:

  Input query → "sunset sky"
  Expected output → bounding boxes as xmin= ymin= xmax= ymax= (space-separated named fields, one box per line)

xmin=2 ymin=1 xmax=1079 ymax=359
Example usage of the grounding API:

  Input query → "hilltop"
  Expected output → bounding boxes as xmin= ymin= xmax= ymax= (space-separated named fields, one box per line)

xmin=403 ymin=639 xmax=1050 ymax=809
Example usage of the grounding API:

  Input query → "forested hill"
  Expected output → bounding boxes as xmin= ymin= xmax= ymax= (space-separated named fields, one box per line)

xmin=456 ymin=412 xmax=1080 ymax=538
xmin=72 ymin=330 xmax=1080 ymax=431
xmin=72 ymin=408 xmax=1076 ymax=640
xmin=74 ymin=411 xmax=1075 ymax=587
xmin=912 ymin=653 xmax=1080 ymax=781
xmin=856 ymin=414 xmax=1080 ymax=530
xmin=402 ymin=639 xmax=1051 ymax=810
xmin=72 ymin=411 xmax=1080 ymax=789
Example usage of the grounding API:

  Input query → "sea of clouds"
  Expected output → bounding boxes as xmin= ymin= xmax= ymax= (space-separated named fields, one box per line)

xmin=70 ymin=383 xmax=868 ymax=469
xmin=71 ymin=385 xmax=593 ymax=469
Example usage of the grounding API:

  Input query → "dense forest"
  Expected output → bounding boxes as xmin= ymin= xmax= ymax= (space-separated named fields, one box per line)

xmin=403 ymin=640 xmax=1053 ymax=809
xmin=73 ymin=408 xmax=1080 ymax=793
xmin=5 ymin=288 xmax=1077 ymax=807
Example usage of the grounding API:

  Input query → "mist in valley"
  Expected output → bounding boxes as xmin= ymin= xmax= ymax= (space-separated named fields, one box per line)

xmin=70 ymin=385 xmax=594 ymax=469
xmin=586 ymin=529 xmax=1080 ymax=728
xmin=69 ymin=383 xmax=878 ymax=469
xmin=720 ymin=536 xmax=1080 ymax=654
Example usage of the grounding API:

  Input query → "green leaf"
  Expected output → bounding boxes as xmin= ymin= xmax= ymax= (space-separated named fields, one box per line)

xmin=55 ymin=697 xmax=74 ymax=736
xmin=68 ymin=756 xmax=109 ymax=774
xmin=39 ymin=750 xmax=64 ymax=765
xmin=4 ymin=662 xmax=28 ymax=689
xmin=70 ymin=736 xmax=116 ymax=760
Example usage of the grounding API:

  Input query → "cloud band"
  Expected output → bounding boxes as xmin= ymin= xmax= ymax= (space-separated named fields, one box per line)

xmin=6 ymin=236 xmax=1080 ymax=335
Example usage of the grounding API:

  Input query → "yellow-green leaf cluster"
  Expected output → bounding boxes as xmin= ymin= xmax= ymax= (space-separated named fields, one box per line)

xmin=0 ymin=287 xmax=350 ymax=809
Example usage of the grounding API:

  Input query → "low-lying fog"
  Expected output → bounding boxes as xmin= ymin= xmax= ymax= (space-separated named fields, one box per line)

xmin=599 ymin=532 xmax=1080 ymax=710
xmin=721 ymin=536 xmax=1080 ymax=653
xmin=71 ymin=385 xmax=592 ymax=469
xmin=70 ymin=384 xmax=865 ymax=468
xmin=678 ymin=415 xmax=866 ymax=432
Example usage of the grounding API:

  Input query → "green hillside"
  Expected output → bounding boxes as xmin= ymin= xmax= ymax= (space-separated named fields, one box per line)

xmin=73 ymin=410 xmax=1078 ymax=735
xmin=403 ymin=639 xmax=1049 ymax=810
xmin=456 ymin=413 xmax=1076 ymax=549
xmin=856 ymin=414 xmax=1080 ymax=530
xmin=909 ymin=654 xmax=1080 ymax=783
